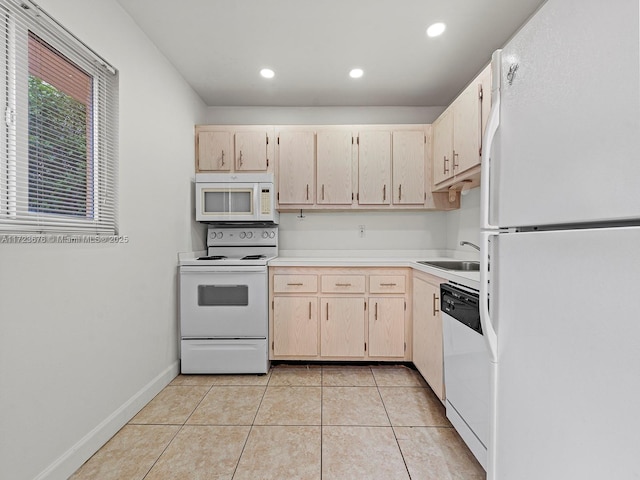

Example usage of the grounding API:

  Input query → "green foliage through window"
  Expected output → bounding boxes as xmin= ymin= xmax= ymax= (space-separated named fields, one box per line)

xmin=28 ymin=75 xmax=92 ymax=217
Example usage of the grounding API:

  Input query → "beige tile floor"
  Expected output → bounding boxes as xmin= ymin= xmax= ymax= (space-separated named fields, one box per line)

xmin=70 ymin=364 xmax=485 ymax=480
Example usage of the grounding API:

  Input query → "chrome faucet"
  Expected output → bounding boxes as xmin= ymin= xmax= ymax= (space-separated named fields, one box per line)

xmin=460 ymin=241 xmax=480 ymax=251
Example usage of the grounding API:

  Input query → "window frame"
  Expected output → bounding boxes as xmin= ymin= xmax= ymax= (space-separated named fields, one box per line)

xmin=0 ymin=0 xmax=118 ymax=237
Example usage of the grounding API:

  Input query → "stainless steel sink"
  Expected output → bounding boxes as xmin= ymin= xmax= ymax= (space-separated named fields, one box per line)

xmin=417 ymin=260 xmax=480 ymax=271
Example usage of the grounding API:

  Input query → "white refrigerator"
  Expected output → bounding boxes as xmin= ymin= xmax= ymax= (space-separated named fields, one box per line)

xmin=480 ymin=1 xmax=640 ymax=479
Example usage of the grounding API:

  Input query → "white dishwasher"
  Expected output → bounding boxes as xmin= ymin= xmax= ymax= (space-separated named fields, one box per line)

xmin=441 ymin=282 xmax=489 ymax=470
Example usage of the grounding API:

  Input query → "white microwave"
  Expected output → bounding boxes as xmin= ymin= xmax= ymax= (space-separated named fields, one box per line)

xmin=195 ymin=173 xmax=279 ymax=224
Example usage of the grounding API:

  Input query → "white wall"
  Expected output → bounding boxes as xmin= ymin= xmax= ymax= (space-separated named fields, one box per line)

xmin=0 ymin=1 xmax=206 ymax=479
xmin=279 ymin=210 xmax=448 ymax=254
xmin=204 ymin=106 xmax=445 ymax=125
xmin=445 ymin=187 xmax=481 ymax=259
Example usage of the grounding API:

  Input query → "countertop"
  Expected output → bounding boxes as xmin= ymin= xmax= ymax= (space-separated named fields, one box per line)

xmin=269 ymin=250 xmax=480 ymax=290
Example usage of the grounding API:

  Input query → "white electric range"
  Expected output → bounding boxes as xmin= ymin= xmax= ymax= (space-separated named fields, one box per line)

xmin=178 ymin=225 xmax=277 ymax=374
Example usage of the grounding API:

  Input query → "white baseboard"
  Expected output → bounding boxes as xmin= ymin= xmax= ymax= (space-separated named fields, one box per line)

xmin=34 ymin=361 xmax=180 ymax=480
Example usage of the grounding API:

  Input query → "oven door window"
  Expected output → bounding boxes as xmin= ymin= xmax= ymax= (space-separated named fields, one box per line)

xmin=198 ymin=285 xmax=249 ymax=306
xmin=203 ymin=188 xmax=253 ymax=215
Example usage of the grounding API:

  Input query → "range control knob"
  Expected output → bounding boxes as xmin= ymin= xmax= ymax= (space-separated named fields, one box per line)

xmin=216 ymin=232 xmax=223 ymax=239
xmin=262 ymin=231 xmax=269 ymax=239
xmin=269 ymin=231 xmax=276 ymax=238
xmin=246 ymin=231 xmax=253 ymax=239
xmin=239 ymin=231 xmax=246 ymax=239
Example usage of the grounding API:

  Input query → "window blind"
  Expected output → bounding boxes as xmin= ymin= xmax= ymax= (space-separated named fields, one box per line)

xmin=0 ymin=0 xmax=119 ymax=236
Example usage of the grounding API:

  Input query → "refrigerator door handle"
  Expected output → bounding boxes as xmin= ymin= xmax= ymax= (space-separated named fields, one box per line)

xmin=480 ymin=230 xmax=498 ymax=363
xmin=480 ymin=50 xmax=502 ymax=231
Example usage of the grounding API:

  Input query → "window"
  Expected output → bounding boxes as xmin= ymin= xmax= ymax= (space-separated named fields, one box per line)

xmin=1 ymin=0 xmax=118 ymax=236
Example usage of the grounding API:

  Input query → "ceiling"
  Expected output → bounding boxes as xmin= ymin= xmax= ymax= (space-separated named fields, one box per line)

xmin=116 ymin=0 xmax=546 ymax=107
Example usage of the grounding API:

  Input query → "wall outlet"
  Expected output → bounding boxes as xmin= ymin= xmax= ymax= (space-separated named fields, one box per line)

xmin=358 ymin=225 xmax=365 ymax=238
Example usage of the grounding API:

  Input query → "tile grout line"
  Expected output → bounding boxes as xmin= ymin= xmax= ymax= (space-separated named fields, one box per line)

xmin=320 ymin=365 xmax=324 ymax=480
xmin=140 ymin=381 xmax=215 ymax=479
xmin=230 ymin=369 xmax=272 ymax=479
xmin=374 ymin=368 xmax=415 ymax=480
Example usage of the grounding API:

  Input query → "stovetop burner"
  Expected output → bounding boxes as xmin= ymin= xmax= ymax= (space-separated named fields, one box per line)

xmin=197 ymin=255 xmax=227 ymax=260
xmin=241 ymin=255 xmax=266 ymax=260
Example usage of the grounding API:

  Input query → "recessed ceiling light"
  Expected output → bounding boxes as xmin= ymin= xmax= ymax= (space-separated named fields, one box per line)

xmin=426 ymin=22 xmax=446 ymax=38
xmin=349 ymin=68 xmax=364 ymax=79
xmin=260 ymin=68 xmax=275 ymax=79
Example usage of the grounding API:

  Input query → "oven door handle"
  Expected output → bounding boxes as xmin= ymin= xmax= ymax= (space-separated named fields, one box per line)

xmin=180 ymin=266 xmax=268 ymax=274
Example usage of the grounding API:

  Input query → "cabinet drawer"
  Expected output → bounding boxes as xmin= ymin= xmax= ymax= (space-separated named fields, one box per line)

xmin=369 ymin=275 xmax=406 ymax=294
xmin=273 ymin=274 xmax=318 ymax=293
xmin=321 ymin=275 xmax=366 ymax=293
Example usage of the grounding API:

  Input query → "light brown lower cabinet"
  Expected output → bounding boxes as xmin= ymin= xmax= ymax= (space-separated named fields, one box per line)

xmin=272 ymin=297 xmax=318 ymax=357
xmin=269 ymin=267 xmax=411 ymax=362
xmin=368 ymin=297 xmax=405 ymax=357
xmin=412 ymin=270 xmax=446 ymax=401
xmin=320 ymin=297 xmax=365 ymax=357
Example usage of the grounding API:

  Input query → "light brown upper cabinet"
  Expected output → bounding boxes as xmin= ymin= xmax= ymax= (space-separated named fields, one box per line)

xmin=316 ymin=130 xmax=354 ymax=205
xmin=235 ymin=131 xmax=269 ymax=171
xmin=197 ymin=131 xmax=232 ymax=172
xmin=195 ymin=125 xmax=273 ymax=173
xmin=357 ymin=130 xmax=391 ymax=205
xmin=194 ymin=123 xmax=459 ymax=210
xmin=432 ymin=110 xmax=454 ymax=185
xmin=392 ymin=130 xmax=426 ymax=205
xmin=432 ymin=63 xmax=492 ymax=192
xmin=276 ymin=129 xmax=315 ymax=205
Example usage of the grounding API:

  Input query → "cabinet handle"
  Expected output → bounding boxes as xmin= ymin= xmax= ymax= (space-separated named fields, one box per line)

xmin=444 ymin=156 xmax=449 ymax=174
xmin=322 ymin=184 xmax=325 ymax=201
xmin=375 ymin=302 xmax=378 ymax=320
xmin=326 ymin=303 xmax=329 ymax=321
xmin=221 ymin=150 xmax=225 ymax=167
xmin=239 ymin=150 xmax=243 ymax=167
xmin=335 ymin=283 xmax=352 ymax=287
xmin=379 ymin=283 xmax=397 ymax=287
xmin=383 ymin=184 xmax=386 ymax=201
xmin=287 ymin=282 xmax=303 ymax=286
xmin=309 ymin=301 xmax=312 ymax=320
xmin=453 ymin=150 xmax=459 ymax=170
xmin=433 ymin=294 xmax=440 ymax=316
xmin=306 ymin=184 xmax=309 ymax=200
xmin=399 ymin=184 xmax=402 ymax=201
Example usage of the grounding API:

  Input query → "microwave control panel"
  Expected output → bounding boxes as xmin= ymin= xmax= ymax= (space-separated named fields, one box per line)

xmin=261 ymin=188 xmax=272 ymax=215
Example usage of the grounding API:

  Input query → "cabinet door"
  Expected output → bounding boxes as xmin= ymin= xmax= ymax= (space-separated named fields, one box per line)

xmin=452 ymin=81 xmax=482 ymax=175
xmin=368 ymin=297 xmax=405 ymax=357
xmin=197 ymin=131 xmax=232 ymax=171
xmin=358 ymin=130 xmax=391 ymax=205
xmin=412 ymin=277 xmax=444 ymax=400
xmin=392 ymin=130 xmax=425 ymax=205
xmin=273 ymin=297 xmax=318 ymax=356
xmin=316 ymin=130 xmax=353 ymax=205
xmin=277 ymin=130 xmax=315 ymax=204
xmin=235 ymin=131 xmax=269 ymax=171
xmin=432 ymin=110 xmax=453 ymax=185
xmin=320 ymin=297 xmax=365 ymax=357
